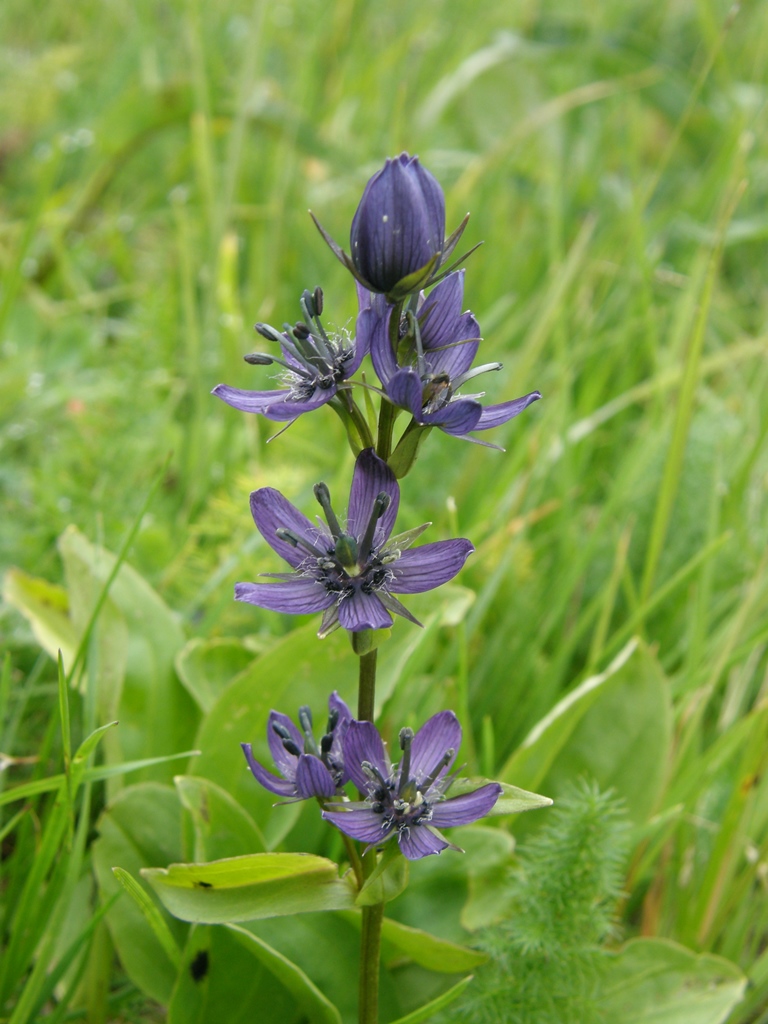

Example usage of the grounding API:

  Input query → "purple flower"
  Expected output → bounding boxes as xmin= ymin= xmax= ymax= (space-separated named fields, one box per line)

xmin=212 ymin=287 xmax=367 ymax=422
xmin=236 ymin=448 xmax=473 ymax=635
xmin=323 ymin=711 xmax=502 ymax=860
xmin=311 ymin=153 xmax=471 ymax=301
xmin=242 ymin=692 xmax=352 ymax=801
xmin=359 ymin=271 xmax=541 ymax=442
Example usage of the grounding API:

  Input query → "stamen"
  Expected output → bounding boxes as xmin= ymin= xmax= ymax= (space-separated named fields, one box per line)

xmin=243 ymin=353 xmax=274 ymax=365
xmin=314 ymin=482 xmax=342 ymax=539
xmin=320 ymin=732 xmax=333 ymax=755
xmin=275 ymin=527 xmax=327 ymax=559
xmin=272 ymin=722 xmax=292 ymax=741
xmin=298 ymin=706 xmax=319 ymax=756
xmin=359 ymin=491 xmax=391 ymax=563
xmin=406 ymin=309 xmax=427 ymax=378
xmin=255 ymin=322 xmax=284 ymax=342
xmin=398 ymin=727 xmax=414 ymax=795
xmin=422 ymin=748 xmax=455 ymax=793
xmin=326 ymin=707 xmax=339 ymax=734
xmin=361 ymin=760 xmax=390 ymax=791
xmin=281 ymin=737 xmax=302 ymax=757
xmin=313 ymin=286 xmax=324 ymax=316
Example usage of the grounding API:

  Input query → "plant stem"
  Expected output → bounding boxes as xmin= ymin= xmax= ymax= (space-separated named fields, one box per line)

xmin=356 ymin=648 xmax=383 ymax=1024
xmin=357 ymin=650 xmax=378 ymax=721
xmin=359 ymin=901 xmax=384 ymax=1024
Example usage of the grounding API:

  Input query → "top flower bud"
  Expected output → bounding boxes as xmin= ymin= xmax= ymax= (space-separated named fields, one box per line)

xmin=311 ymin=153 xmax=472 ymax=302
xmin=350 ymin=154 xmax=445 ymax=297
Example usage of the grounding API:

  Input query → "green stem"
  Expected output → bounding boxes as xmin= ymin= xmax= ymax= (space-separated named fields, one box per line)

xmin=356 ymin=648 xmax=383 ymax=1023
xmin=357 ymin=650 xmax=378 ymax=721
xmin=345 ymin=392 xmax=375 ymax=450
xmin=359 ymin=901 xmax=384 ymax=1024
xmin=375 ymin=400 xmax=397 ymax=462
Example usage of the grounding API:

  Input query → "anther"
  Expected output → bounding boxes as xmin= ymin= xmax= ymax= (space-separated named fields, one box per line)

xmin=361 ymin=760 xmax=389 ymax=790
xmin=281 ymin=738 xmax=302 ymax=757
xmin=275 ymin=528 xmax=327 ymax=560
xmin=327 ymin=708 xmax=339 ymax=734
xmin=359 ymin=492 xmax=391 ymax=563
xmin=313 ymin=286 xmax=324 ymax=316
xmin=320 ymin=732 xmax=333 ymax=755
xmin=255 ymin=322 xmax=283 ymax=342
xmin=298 ymin=706 xmax=313 ymax=733
xmin=244 ymin=353 xmax=274 ymax=365
xmin=272 ymin=722 xmax=292 ymax=741
xmin=314 ymin=482 xmax=342 ymax=539
xmin=293 ymin=321 xmax=311 ymax=340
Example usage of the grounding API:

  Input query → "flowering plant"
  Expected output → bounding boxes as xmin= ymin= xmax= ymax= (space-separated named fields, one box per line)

xmin=148 ymin=153 xmax=549 ymax=1024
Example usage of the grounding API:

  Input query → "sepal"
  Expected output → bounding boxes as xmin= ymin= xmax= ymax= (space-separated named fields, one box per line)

xmin=449 ymin=777 xmax=553 ymax=816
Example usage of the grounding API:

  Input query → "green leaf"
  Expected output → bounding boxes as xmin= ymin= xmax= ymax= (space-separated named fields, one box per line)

xmin=168 ymin=925 xmax=304 ymax=1024
xmin=387 ymin=975 xmax=475 ymax=1024
xmin=112 ymin=867 xmax=182 ymax=970
xmin=379 ymin=917 xmax=487 ymax=972
xmin=142 ymin=852 xmax=357 ymax=923
xmin=356 ymin=844 xmax=409 ymax=906
xmin=58 ymin=526 xmax=198 ymax=785
xmin=226 ymin=924 xmax=342 ymax=1024
xmin=2 ymin=569 xmax=78 ymax=668
xmin=449 ymin=778 xmax=553 ymax=816
xmin=92 ymin=783 xmax=187 ymax=1004
xmin=174 ymin=637 xmax=256 ymax=714
xmin=599 ymin=938 xmax=746 ymax=1024
xmin=174 ymin=775 xmax=266 ymax=861
xmin=501 ymin=638 xmax=640 ymax=791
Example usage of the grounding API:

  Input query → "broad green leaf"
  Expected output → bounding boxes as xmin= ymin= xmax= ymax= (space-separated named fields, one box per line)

xmin=143 ymin=852 xmax=357 ymax=923
xmin=174 ymin=637 xmax=256 ymax=714
xmin=356 ymin=844 xmax=409 ymax=907
xmin=599 ymin=938 xmax=746 ymax=1024
xmin=449 ymin=778 xmax=553 ymax=816
xmin=379 ymin=917 xmax=487 ymax=972
xmin=227 ymin=924 xmax=342 ymax=1024
xmin=388 ymin=974 xmax=475 ymax=1024
xmin=58 ymin=526 xmax=198 ymax=784
xmin=168 ymin=925 xmax=302 ymax=1024
xmin=501 ymin=637 xmax=640 ymax=791
xmin=174 ymin=775 xmax=266 ymax=861
xmin=112 ymin=868 xmax=183 ymax=970
xmin=455 ymin=827 xmax=516 ymax=931
xmin=501 ymin=638 xmax=673 ymax=824
xmin=92 ymin=783 xmax=187 ymax=1004
xmin=2 ymin=569 xmax=78 ymax=669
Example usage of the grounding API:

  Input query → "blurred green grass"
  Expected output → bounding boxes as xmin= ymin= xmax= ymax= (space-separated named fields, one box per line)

xmin=1 ymin=0 xmax=768 ymax=1020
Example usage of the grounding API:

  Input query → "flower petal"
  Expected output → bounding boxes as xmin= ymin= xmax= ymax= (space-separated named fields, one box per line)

xmin=212 ymin=384 xmax=292 ymax=415
xmin=295 ymin=754 xmax=336 ymax=799
xmin=386 ymin=369 xmax=424 ymax=420
xmin=360 ymin=301 xmax=398 ymax=386
xmin=424 ymin=398 xmax=482 ymax=435
xmin=338 ymin=588 xmax=393 ymax=632
xmin=342 ymin=720 xmax=390 ymax=793
xmin=419 ymin=271 xmax=464 ymax=347
xmin=390 ymin=539 xmax=474 ymax=594
xmin=261 ymin=387 xmax=337 ymax=421
xmin=250 ymin=488 xmax=329 ymax=568
xmin=408 ymin=711 xmax=462 ymax=785
xmin=266 ymin=711 xmax=303 ymax=778
xmin=241 ymin=743 xmax=296 ymax=798
xmin=474 ymin=390 xmax=542 ymax=430
xmin=424 ymin=313 xmax=480 ymax=380
xmin=398 ymin=824 xmax=450 ymax=860
xmin=346 ymin=448 xmax=399 ymax=545
xmin=235 ymin=578 xmax=334 ymax=614
xmin=323 ymin=807 xmax=392 ymax=844
xmin=430 ymin=783 xmax=502 ymax=827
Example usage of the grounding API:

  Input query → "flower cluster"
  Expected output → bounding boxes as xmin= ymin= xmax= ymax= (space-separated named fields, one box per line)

xmin=244 ymin=701 xmax=501 ymax=860
xmin=213 ymin=152 xmax=540 ymax=458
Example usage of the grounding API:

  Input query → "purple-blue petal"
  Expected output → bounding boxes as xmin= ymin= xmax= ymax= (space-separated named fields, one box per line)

xmin=390 ymin=539 xmax=474 ymax=594
xmin=398 ymin=824 xmax=450 ymax=860
xmin=347 ymin=448 xmax=399 ymax=545
xmin=338 ymin=588 xmax=393 ymax=632
xmin=241 ymin=743 xmax=296 ymax=798
xmin=409 ymin=711 xmax=462 ymax=783
xmin=295 ymin=754 xmax=336 ymax=799
xmin=365 ymin=303 xmax=398 ymax=386
xmin=473 ymin=391 xmax=542 ymax=430
xmin=212 ymin=385 xmax=293 ymax=415
xmin=235 ymin=579 xmax=334 ymax=614
xmin=343 ymin=720 xmax=390 ymax=794
xmin=425 ymin=398 xmax=482 ymax=434
xmin=249 ymin=488 xmax=328 ymax=569
xmin=323 ymin=807 xmax=392 ymax=844
xmin=430 ymin=783 xmax=502 ymax=827
xmin=327 ymin=692 xmax=353 ymax=782
xmin=419 ymin=271 xmax=464 ymax=349
xmin=386 ymin=369 xmax=424 ymax=420
xmin=266 ymin=711 xmax=303 ymax=778
xmin=424 ymin=313 xmax=480 ymax=379
xmin=261 ymin=387 xmax=337 ymax=421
